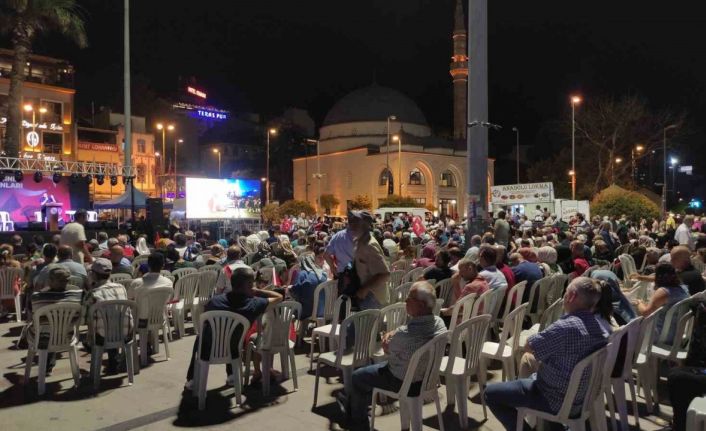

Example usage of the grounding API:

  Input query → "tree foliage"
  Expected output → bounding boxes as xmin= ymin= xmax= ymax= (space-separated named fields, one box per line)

xmin=277 ymin=199 xmax=315 ymax=218
xmin=348 ymin=194 xmax=372 ymax=210
xmin=378 ymin=194 xmax=424 ymax=208
xmin=319 ymin=194 xmax=340 ymax=214
xmin=590 ymin=185 xmax=660 ymax=221
xmin=527 ymin=95 xmax=685 ymax=199
xmin=261 ymin=203 xmax=280 ymax=224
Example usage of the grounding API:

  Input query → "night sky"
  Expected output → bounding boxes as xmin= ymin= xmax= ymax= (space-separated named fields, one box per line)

xmin=15 ymin=0 xmax=706 ymax=183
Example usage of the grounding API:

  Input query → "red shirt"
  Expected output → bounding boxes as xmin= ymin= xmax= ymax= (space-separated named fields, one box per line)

xmin=497 ymin=263 xmax=515 ymax=288
xmin=572 ymin=258 xmax=590 ymax=278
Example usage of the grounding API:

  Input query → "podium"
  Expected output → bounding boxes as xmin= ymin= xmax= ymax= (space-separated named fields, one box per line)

xmin=45 ymin=203 xmax=63 ymax=231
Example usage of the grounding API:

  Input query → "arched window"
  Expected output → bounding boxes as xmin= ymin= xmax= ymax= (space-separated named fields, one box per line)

xmin=409 ymin=168 xmax=424 ymax=185
xmin=440 ymin=170 xmax=456 ymax=187
xmin=379 ymin=168 xmax=393 ymax=186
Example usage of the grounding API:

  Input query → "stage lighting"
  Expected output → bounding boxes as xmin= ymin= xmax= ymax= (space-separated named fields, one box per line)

xmin=33 ymin=171 xmax=43 ymax=183
xmin=52 ymin=172 xmax=62 ymax=184
xmin=85 ymin=174 xmax=92 ymax=184
xmin=111 ymin=175 xmax=119 ymax=186
xmin=14 ymin=170 xmax=23 ymax=182
xmin=70 ymin=173 xmax=79 ymax=183
xmin=121 ymin=175 xmax=127 ymax=185
xmin=96 ymin=174 xmax=105 ymax=185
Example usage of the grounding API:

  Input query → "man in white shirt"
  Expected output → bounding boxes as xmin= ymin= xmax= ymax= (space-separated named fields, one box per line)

xmin=478 ymin=245 xmax=508 ymax=290
xmin=60 ymin=209 xmax=90 ymax=264
xmin=381 ymin=231 xmax=399 ymax=259
xmin=131 ymin=253 xmax=174 ymax=302
xmin=674 ymin=215 xmax=695 ymax=251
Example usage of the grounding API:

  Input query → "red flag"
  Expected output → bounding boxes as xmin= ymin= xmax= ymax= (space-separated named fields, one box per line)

xmin=412 ymin=216 xmax=425 ymax=237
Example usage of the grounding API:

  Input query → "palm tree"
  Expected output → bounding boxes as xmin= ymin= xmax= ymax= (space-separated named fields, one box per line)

xmin=0 ymin=0 xmax=87 ymax=157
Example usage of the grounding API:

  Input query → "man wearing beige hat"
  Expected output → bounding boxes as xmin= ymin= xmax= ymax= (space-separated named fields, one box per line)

xmin=346 ymin=210 xmax=390 ymax=309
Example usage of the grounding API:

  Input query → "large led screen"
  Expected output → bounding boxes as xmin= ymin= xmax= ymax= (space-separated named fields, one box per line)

xmin=185 ymin=177 xmax=261 ymax=219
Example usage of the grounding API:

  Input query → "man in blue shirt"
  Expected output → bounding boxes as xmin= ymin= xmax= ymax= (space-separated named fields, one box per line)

xmin=485 ymin=277 xmax=607 ymax=431
xmin=511 ymin=248 xmax=543 ymax=303
xmin=324 ymin=221 xmax=355 ymax=276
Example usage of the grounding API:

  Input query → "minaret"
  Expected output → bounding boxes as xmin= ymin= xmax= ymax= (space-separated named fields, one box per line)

xmin=450 ymin=0 xmax=468 ymax=139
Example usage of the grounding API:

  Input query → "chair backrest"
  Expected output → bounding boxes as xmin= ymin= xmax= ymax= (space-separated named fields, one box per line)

xmin=379 ymin=302 xmax=408 ymax=333
xmin=545 ymin=274 xmax=568 ymax=306
xmin=31 ymin=302 xmax=82 ymax=351
xmin=174 ymin=272 xmax=201 ymax=309
xmin=448 ymin=292 xmax=478 ymax=332
xmin=606 ymin=316 xmax=643 ymax=381
xmin=471 ymin=289 xmax=493 ymax=318
xmin=328 ymin=295 xmax=353 ymax=335
xmin=388 ymin=270 xmax=406 ymax=289
xmin=488 ymin=285 xmax=508 ymax=321
xmin=173 ymin=267 xmax=198 ymax=280
xmin=619 ymin=254 xmax=637 ymax=288
xmin=436 ymin=278 xmax=454 ymax=307
xmin=89 ymin=299 xmax=137 ymax=346
xmin=538 ymin=298 xmax=564 ymax=331
xmin=109 ymin=273 xmax=132 ymax=283
xmin=311 ymin=279 xmax=338 ymax=322
xmin=199 ymin=264 xmax=221 ymax=273
xmin=197 ymin=270 xmax=219 ymax=302
xmin=398 ymin=330 xmax=449 ymax=397
xmin=116 ymin=279 xmax=136 ymax=298
xmin=337 ymin=309 xmax=381 ymax=368
xmin=625 ymin=280 xmax=653 ymax=303
xmin=391 ymin=259 xmax=411 ymax=272
xmin=131 ymin=254 xmax=149 ymax=271
xmin=666 ymin=310 xmax=695 ymax=360
xmin=403 ymin=267 xmax=425 ymax=283
xmin=526 ymin=277 xmax=554 ymax=323
xmin=433 ymin=298 xmax=444 ymax=316
xmin=635 ymin=306 xmax=665 ymax=362
xmin=393 ymin=282 xmax=414 ymax=303
xmin=137 ymin=286 xmax=173 ymax=327
xmin=555 ymin=345 xmax=608 ymax=420
xmin=261 ymin=301 xmax=302 ymax=350
xmin=658 ymin=295 xmax=696 ymax=346
xmin=499 ymin=280 xmax=527 ymax=322
xmin=0 ymin=267 xmax=23 ymax=299
xmin=447 ymin=314 xmax=491 ymax=377
xmin=499 ymin=303 xmax=528 ymax=351
xmin=197 ymin=311 xmax=250 ymax=364
xmin=68 ymin=275 xmax=85 ymax=290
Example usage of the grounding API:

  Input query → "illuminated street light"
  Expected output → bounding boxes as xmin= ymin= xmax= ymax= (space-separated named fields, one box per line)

xmin=212 ymin=148 xmax=221 ymax=178
xmin=570 ymin=95 xmax=582 ymax=199
xmin=670 ymin=157 xmax=678 ymax=166
xmin=265 ymin=128 xmax=278 ymax=203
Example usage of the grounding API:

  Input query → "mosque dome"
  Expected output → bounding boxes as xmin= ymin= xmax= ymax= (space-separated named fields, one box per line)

xmin=322 ymin=84 xmax=428 ymax=127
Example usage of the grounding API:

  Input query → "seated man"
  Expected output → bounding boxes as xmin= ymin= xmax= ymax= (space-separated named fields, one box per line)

xmin=342 ymin=281 xmax=447 ymax=430
xmin=131 ymin=252 xmax=173 ymax=301
xmin=184 ymin=266 xmax=282 ymax=388
xmin=109 ymin=245 xmax=133 ymax=275
xmin=485 ymin=277 xmax=607 ymax=431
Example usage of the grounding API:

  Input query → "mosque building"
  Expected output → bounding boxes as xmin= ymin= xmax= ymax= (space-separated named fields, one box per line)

xmin=292 ymin=0 xmax=493 ymax=218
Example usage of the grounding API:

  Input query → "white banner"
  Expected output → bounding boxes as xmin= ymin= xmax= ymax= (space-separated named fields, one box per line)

xmin=490 ymin=182 xmax=554 ymax=204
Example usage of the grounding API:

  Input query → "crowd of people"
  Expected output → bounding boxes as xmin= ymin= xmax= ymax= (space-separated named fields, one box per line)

xmin=0 ymin=206 xmax=705 ymax=431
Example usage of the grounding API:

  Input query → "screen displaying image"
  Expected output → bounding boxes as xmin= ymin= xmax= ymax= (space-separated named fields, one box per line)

xmin=185 ymin=177 xmax=261 ymax=219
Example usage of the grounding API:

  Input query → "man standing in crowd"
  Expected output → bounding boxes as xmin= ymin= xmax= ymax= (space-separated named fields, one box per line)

xmin=324 ymin=214 xmax=356 ymax=276
xmin=60 ymin=209 xmax=91 ymax=264
xmin=674 ymin=215 xmax=695 ymax=251
xmin=348 ymin=210 xmax=390 ymax=309
xmin=485 ymin=277 xmax=607 ymax=431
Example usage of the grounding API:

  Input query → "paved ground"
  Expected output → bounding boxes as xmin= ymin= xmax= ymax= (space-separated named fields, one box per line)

xmin=0 ymin=316 xmax=673 ymax=431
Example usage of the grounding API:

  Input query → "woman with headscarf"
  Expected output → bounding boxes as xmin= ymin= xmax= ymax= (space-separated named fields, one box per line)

xmin=273 ymin=235 xmax=298 ymax=267
xmin=413 ymin=243 xmax=437 ymax=268
xmin=289 ymin=253 xmax=328 ymax=319
xmin=536 ymin=246 xmax=560 ymax=275
xmin=135 ymin=236 xmax=150 ymax=256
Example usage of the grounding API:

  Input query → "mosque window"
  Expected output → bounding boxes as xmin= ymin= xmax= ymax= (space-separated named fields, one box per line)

xmin=378 ymin=168 xmax=393 ymax=186
xmin=440 ymin=170 xmax=456 ymax=187
xmin=409 ymin=168 xmax=424 ymax=185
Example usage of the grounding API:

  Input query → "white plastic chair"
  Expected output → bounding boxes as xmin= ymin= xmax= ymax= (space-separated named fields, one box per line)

xmin=298 ymin=279 xmax=337 ymax=345
xmin=393 ymin=282 xmax=414 ymax=303
xmin=687 ymin=396 xmax=706 ymax=431
xmin=172 ymin=267 xmax=197 ymax=280
xmin=625 ymin=280 xmax=653 ymax=303
xmin=371 ymin=330 xmax=449 ymax=431
xmin=87 ymin=211 xmax=98 ymax=222
xmin=488 ymin=285 xmax=508 ymax=335
xmin=0 ymin=211 xmax=15 ymax=231
xmin=619 ymin=254 xmax=638 ymax=289
xmin=403 ymin=267 xmax=425 ymax=283
xmin=447 ymin=292 xmax=478 ymax=332
xmin=545 ymin=274 xmax=568 ymax=306
xmin=0 ymin=267 xmax=23 ymax=322
xmin=193 ymin=311 xmax=250 ymax=410
xmin=516 ymin=346 xmax=608 ymax=431
xmin=198 ymin=264 xmax=221 ymax=273
xmin=244 ymin=301 xmax=301 ymax=396
xmin=436 ymin=278 xmax=455 ymax=307
xmin=391 ymin=259 xmax=412 ymax=272
xmin=313 ymin=309 xmax=381 ymax=406
xmin=109 ymin=273 xmax=132 ymax=283
xmin=136 ymin=286 xmax=172 ymax=366
xmin=388 ymin=269 xmax=405 ymax=289
xmin=23 ymin=302 xmax=82 ymax=395
xmin=169 ymin=272 xmax=200 ymax=338
xmin=496 ymin=281 xmax=527 ymax=329
xmin=309 ymin=295 xmax=352 ymax=371
xmin=441 ymin=314 xmax=492 ymax=427
xmin=604 ymin=317 xmax=643 ymax=431
xmin=470 ymin=289 xmax=493 ymax=318
xmin=633 ymin=306 xmax=665 ymax=413
xmin=480 ymin=303 xmax=528 ymax=381
xmin=515 ymin=298 xmax=564 ymax=352
xmin=525 ymin=277 xmax=553 ymax=324
xmin=372 ymin=303 xmax=408 ymax=363
xmin=88 ymin=300 xmax=137 ymax=390
xmin=192 ymin=270 xmax=219 ymax=334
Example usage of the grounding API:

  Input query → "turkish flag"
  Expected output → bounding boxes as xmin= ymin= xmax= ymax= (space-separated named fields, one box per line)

xmin=412 ymin=216 xmax=425 ymax=236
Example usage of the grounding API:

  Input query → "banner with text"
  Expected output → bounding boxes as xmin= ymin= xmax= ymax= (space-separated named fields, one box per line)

xmin=490 ymin=182 xmax=554 ymax=205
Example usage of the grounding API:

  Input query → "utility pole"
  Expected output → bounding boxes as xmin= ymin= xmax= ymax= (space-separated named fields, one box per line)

xmin=467 ymin=0 xmax=489 ymax=239
xmin=124 ymin=0 xmax=135 ymax=220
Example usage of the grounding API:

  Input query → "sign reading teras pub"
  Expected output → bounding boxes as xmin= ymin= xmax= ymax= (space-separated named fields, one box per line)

xmin=491 ymin=182 xmax=554 ymax=204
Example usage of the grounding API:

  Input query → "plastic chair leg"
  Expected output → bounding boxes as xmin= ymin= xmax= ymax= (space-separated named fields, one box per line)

xmin=139 ymin=330 xmax=148 ymax=366
xmin=232 ymin=359 xmax=243 ymax=405
xmin=69 ymin=345 xmax=80 ymax=388
xmin=445 ymin=374 xmax=456 ymax=406
xmin=313 ymin=362 xmax=321 ymax=407
xmin=289 ymin=349 xmax=298 ymax=391
xmin=435 ymin=392 xmax=446 ymax=431
xmin=399 ymin=397 xmax=411 ymax=430
xmin=262 ymin=352 xmax=272 ymax=396
xmin=628 ymin=378 xmax=640 ymax=430
xmin=92 ymin=346 xmax=104 ymax=390
xmin=342 ymin=367 xmax=353 ymax=398
xmin=477 ymin=367 xmax=488 ymax=420
xmin=197 ymin=361 xmax=209 ymax=410
xmin=613 ymin=380 xmax=629 ymax=431
xmin=309 ymin=332 xmax=316 ymax=371
xmin=455 ymin=376 xmax=469 ymax=429
xmin=38 ymin=350 xmax=48 ymax=395
xmin=14 ymin=295 xmax=22 ymax=322
xmin=370 ymin=388 xmax=380 ymax=430
xmin=125 ymin=342 xmax=135 ymax=385
xmin=243 ymin=344 xmax=252 ymax=387
xmin=24 ymin=349 xmax=34 ymax=384
xmin=132 ymin=341 xmax=140 ymax=374
xmin=162 ymin=324 xmax=170 ymax=360
xmin=410 ymin=397 xmax=424 ymax=431
xmin=280 ymin=351 xmax=289 ymax=380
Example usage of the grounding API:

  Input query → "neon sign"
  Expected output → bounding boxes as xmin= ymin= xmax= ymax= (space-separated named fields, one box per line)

xmin=0 ymin=117 xmax=64 ymax=131
xmin=187 ymin=86 xmax=207 ymax=99
xmin=196 ymin=110 xmax=227 ymax=120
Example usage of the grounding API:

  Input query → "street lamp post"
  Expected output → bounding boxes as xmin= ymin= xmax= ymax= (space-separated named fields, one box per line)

xmin=212 ymin=148 xmax=221 ymax=178
xmin=631 ymin=144 xmax=644 ymax=187
xmin=266 ymin=128 xmax=277 ymax=204
xmin=156 ymin=123 xmax=174 ymax=196
xmin=612 ymin=157 xmax=623 ymax=184
xmin=392 ymin=135 xmax=402 ymax=195
xmin=155 ymin=152 xmax=162 ymax=197
xmin=306 ymin=139 xmax=322 ymax=213
xmin=662 ymin=124 xmax=678 ymax=217
xmin=386 ymin=115 xmax=396 ymax=192
xmin=174 ymin=138 xmax=183 ymax=198
xmin=512 ymin=126 xmax=519 ymax=183
xmin=570 ymin=95 xmax=582 ymax=200
xmin=671 ymin=157 xmax=679 ymax=203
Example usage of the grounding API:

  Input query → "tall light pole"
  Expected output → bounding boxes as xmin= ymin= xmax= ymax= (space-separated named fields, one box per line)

xmin=512 ymin=126 xmax=519 ymax=183
xmin=155 ymin=123 xmax=174 ymax=196
xmin=174 ymin=138 xmax=183 ymax=198
xmin=266 ymin=128 xmax=277 ymax=204
xmin=155 ymin=152 xmax=162 ymax=197
xmin=307 ymin=138 xmax=322 ymax=213
xmin=124 ymin=0 xmax=134 ymax=218
xmin=671 ymin=157 xmax=679 ymax=203
xmin=570 ymin=95 xmax=582 ymax=200
xmin=662 ymin=124 xmax=678 ymax=217
xmin=392 ymin=135 xmax=402 ymax=195
xmin=631 ymin=144 xmax=644 ymax=187
xmin=386 ymin=115 xmax=396 ymax=192
xmin=212 ymin=148 xmax=221 ymax=178
xmin=612 ymin=157 xmax=623 ymax=184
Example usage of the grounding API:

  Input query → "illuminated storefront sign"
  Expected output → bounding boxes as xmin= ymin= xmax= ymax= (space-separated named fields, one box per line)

xmin=187 ymin=86 xmax=207 ymax=99
xmin=172 ymin=102 xmax=229 ymax=121
xmin=78 ymin=141 xmax=118 ymax=152
xmin=20 ymin=152 xmax=58 ymax=161
xmin=26 ymin=131 xmax=40 ymax=147
xmin=196 ymin=110 xmax=227 ymax=120
xmin=0 ymin=117 xmax=64 ymax=131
